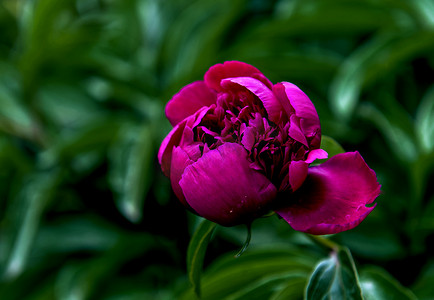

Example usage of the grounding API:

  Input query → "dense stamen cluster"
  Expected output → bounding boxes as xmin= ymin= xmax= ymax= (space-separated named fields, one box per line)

xmin=193 ymin=89 xmax=307 ymax=190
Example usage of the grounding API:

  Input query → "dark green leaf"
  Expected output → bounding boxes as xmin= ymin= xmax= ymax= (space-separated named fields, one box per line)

xmin=2 ymin=170 xmax=63 ymax=280
xmin=34 ymin=216 xmax=120 ymax=255
xmin=181 ymin=247 xmax=316 ymax=300
xmin=0 ymin=62 xmax=33 ymax=140
xmin=39 ymin=117 xmax=122 ymax=168
xmin=161 ymin=0 xmax=245 ymax=86
xmin=330 ymin=30 xmax=434 ymax=121
xmin=270 ymin=275 xmax=306 ymax=300
xmin=415 ymin=86 xmax=434 ymax=153
xmin=55 ymin=233 xmax=163 ymax=300
xmin=358 ymin=103 xmax=418 ymax=162
xmin=412 ymin=259 xmax=434 ymax=300
xmin=37 ymin=82 xmax=102 ymax=128
xmin=225 ymin=273 xmax=305 ymax=300
xmin=186 ymin=219 xmax=217 ymax=298
xmin=306 ymin=247 xmax=363 ymax=300
xmin=109 ymin=123 xmax=155 ymax=223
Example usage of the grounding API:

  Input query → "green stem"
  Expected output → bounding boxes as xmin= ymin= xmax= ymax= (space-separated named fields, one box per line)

xmin=305 ymin=234 xmax=340 ymax=253
xmin=234 ymin=223 xmax=252 ymax=258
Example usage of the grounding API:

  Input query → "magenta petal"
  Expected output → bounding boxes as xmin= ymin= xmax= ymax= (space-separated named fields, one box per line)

xmin=165 ymin=81 xmax=216 ymax=126
xmin=158 ymin=106 xmax=210 ymax=177
xmin=272 ymin=83 xmax=295 ymax=117
xmin=276 ymin=152 xmax=380 ymax=235
xmin=204 ymin=61 xmax=273 ymax=92
xmin=170 ymin=146 xmax=194 ymax=208
xmin=179 ymin=143 xmax=277 ymax=226
xmin=305 ymin=149 xmax=328 ymax=164
xmin=279 ymin=82 xmax=321 ymax=149
xmin=288 ymin=160 xmax=308 ymax=191
xmin=241 ymin=126 xmax=256 ymax=152
xmin=288 ymin=115 xmax=308 ymax=146
xmin=222 ymin=77 xmax=283 ymax=123
xmin=158 ymin=121 xmax=186 ymax=177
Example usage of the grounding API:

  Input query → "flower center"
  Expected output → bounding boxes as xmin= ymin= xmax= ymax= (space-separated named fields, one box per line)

xmin=193 ymin=89 xmax=308 ymax=190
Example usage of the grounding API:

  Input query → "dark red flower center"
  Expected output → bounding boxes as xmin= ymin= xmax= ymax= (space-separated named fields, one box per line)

xmin=193 ymin=89 xmax=308 ymax=191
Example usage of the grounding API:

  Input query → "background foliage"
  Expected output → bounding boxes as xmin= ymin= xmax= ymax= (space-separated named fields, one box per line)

xmin=1 ymin=0 xmax=434 ymax=299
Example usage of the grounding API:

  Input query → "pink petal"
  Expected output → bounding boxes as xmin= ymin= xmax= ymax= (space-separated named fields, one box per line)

xmin=158 ymin=106 xmax=210 ymax=177
xmin=241 ymin=126 xmax=257 ymax=152
xmin=275 ymin=82 xmax=321 ymax=149
xmin=272 ymin=83 xmax=295 ymax=117
xmin=170 ymin=146 xmax=194 ymax=208
xmin=204 ymin=61 xmax=273 ymax=92
xmin=288 ymin=160 xmax=308 ymax=191
xmin=222 ymin=77 xmax=283 ymax=124
xmin=305 ymin=149 xmax=328 ymax=164
xmin=165 ymin=81 xmax=217 ymax=127
xmin=276 ymin=152 xmax=380 ymax=235
xmin=288 ymin=114 xmax=308 ymax=146
xmin=179 ymin=143 xmax=277 ymax=226
xmin=158 ymin=122 xmax=186 ymax=177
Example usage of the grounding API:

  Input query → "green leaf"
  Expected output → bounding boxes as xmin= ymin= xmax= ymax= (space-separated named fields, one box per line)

xmin=206 ymin=246 xmax=318 ymax=275
xmin=412 ymin=259 xmax=434 ymax=300
xmin=306 ymin=247 xmax=363 ymax=300
xmin=55 ymin=233 xmax=165 ymax=300
xmin=415 ymin=85 xmax=434 ymax=153
xmin=360 ymin=266 xmax=417 ymax=300
xmin=109 ymin=123 xmax=155 ymax=223
xmin=186 ymin=219 xmax=217 ymax=298
xmin=181 ymin=247 xmax=316 ymax=300
xmin=0 ymin=62 xmax=33 ymax=139
xmin=358 ymin=102 xmax=418 ymax=162
xmin=161 ymin=0 xmax=245 ymax=86
xmin=270 ymin=275 xmax=306 ymax=300
xmin=33 ymin=216 xmax=120 ymax=255
xmin=37 ymin=82 xmax=102 ymax=128
xmin=329 ymin=33 xmax=392 ymax=121
xmin=330 ymin=30 xmax=434 ymax=121
xmin=2 ymin=170 xmax=63 ymax=280
xmin=225 ymin=273 xmax=305 ymax=300
xmin=39 ymin=117 xmax=122 ymax=169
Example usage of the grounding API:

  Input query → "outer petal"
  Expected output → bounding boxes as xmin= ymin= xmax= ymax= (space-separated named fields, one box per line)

xmin=158 ymin=106 xmax=211 ymax=177
xmin=222 ymin=77 xmax=283 ymax=124
xmin=158 ymin=121 xmax=186 ymax=177
xmin=274 ymin=82 xmax=321 ymax=149
xmin=170 ymin=146 xmax=201 ymax=210
xmin=179 ymin=143 xmax=277 ymax=226
xmin=205 ymin=61 xmax=273 ymax=92
xmin=276 ymin=152 xmax=380 ymax=235
xmin=288 ymin=160 xmax=308 ymax=192
xmin=165 ymin=81 xmax=217 ymax=127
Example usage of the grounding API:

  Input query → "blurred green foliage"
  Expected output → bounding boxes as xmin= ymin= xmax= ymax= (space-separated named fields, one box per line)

xmin=1 ymin=0 xmax=434 ymax=299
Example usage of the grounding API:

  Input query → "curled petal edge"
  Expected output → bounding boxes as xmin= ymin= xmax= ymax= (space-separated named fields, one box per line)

xmin=204 ymin=61 xmax=273 ymax=92
xmin=165 ymin=81 xmax=217 ymax=127
xmin=276 ymin=151 xmax=380 ymax=235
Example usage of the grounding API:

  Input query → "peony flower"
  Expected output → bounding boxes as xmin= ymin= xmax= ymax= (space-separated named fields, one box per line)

xmin=158 ymin=61 xmax=380 ymax=235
